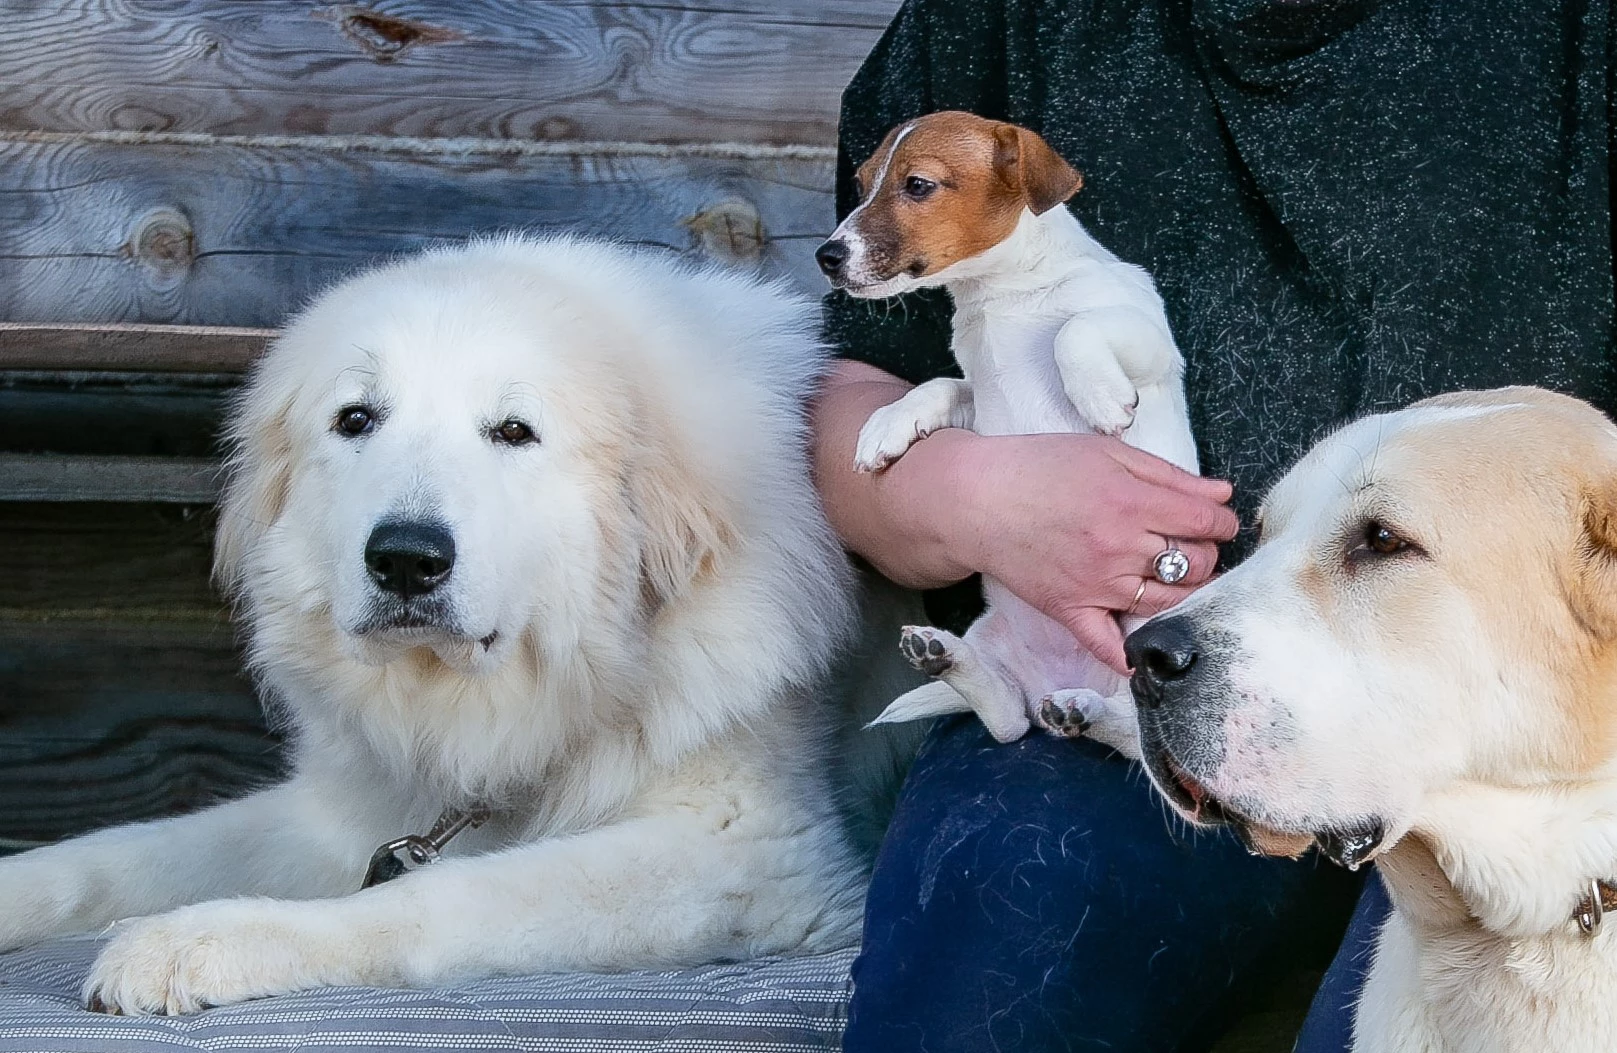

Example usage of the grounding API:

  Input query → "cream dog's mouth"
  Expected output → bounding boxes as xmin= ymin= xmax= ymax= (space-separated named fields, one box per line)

xmin=1146 ymin=745 xmax=1384 ymax=865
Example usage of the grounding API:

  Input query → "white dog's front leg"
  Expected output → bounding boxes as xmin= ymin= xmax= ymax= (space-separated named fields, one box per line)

xmin=1053 ymin=308 xmax=1179 ymax=437
xmin=0 ymin=761 xmax=405 ymax=953
xmin=85 ymin=811 xmax=825 ymax=1014
xmin=854 ymin=377 xmax=974 ymax=472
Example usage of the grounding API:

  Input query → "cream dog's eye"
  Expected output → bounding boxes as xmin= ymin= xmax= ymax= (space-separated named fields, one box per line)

xmin=1350 ymin=520 xmax=1416 ymax=562
xmin=491 ymin=419 xmax=537 ymax=446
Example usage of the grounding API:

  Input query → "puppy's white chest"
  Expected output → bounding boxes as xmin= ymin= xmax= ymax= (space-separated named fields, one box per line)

xmin=956 ymin=311 xmax=1086 ymax=437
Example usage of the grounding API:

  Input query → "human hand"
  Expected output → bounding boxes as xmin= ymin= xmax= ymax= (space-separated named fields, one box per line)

xmin=947 ymin=432 xmax=1237 ymax=674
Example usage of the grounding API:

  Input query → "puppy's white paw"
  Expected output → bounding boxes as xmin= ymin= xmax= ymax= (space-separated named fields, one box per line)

xmin=1031 ymin=689 xmax=1105 ymax=739
xmin=853 ymin=404 xmax=929 ymax=473
xmin=84 ymin=901 xmax=328 ymax=1016
xmin=1069 ymin=384 xmax=1139 ymax=438
xmin=898 ymin=625 xmax=959 ymax=677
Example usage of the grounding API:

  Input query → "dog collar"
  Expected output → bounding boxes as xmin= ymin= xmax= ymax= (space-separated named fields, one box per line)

xmin=361 ymin=804 xmax=491 ymax=889
xmin=1573 ymin=879 xmax=1617 ymax=935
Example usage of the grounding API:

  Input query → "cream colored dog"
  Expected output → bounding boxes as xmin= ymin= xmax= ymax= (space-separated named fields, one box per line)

xmin=0 ymin=236 xmax=868 ymax=1015
xmin=1127 ymin=387 xmax=1617 ymax=1052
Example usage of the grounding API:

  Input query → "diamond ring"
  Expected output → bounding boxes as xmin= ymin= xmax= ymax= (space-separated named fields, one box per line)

xmin=1153 ymin=543 xmax=1190 ymax=585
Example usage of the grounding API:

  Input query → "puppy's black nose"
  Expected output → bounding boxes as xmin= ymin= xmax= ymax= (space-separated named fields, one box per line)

xmin=365 ymin=520 xmax=455 ymax=599
xmin=815 ymin=239 xmax=849 ymax=277
xmin=1125 ymin=616 xmax=1200 ymax=707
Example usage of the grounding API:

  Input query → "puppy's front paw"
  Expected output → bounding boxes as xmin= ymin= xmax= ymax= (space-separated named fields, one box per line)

xmin=84 ymin=901 xmax=326 ymax=1016
xmin=853 ymin=404 xmax=926 ymax=473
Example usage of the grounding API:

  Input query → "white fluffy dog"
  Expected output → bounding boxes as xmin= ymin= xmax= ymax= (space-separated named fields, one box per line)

xmin=0 ymin=236 xmax=867 ymax=1015
xmin=1127 ymin=388 xmax=1617 ymax=1052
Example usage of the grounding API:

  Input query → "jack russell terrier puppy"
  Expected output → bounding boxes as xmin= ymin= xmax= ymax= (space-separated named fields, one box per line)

xmin=816 ymin=111 xmax=1199 ymax=749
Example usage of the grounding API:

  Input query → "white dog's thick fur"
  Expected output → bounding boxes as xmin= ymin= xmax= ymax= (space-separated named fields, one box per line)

xmin=821 ymin=112 xmax=1198 ymax=748
xmin=1128 ymin=387 xmax=1617 ymax=1051
xmin=0 ymin=236 xmax=869 ymax=1015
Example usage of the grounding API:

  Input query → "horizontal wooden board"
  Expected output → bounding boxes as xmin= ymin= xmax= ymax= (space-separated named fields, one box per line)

xmin=0 ymin=322 xmax=270 ymax=372
xmin=0 ymin=502 xmax=221 ymax=613
xmin=0 ymin=0 xmax=898 ymax=146
xmin=0 ymin=617 xmax=276 ymax=845
xmin=0 ymin=132 xmax=837 ymax=325
xmin=0 ymin=453 xmax=220 ymax=502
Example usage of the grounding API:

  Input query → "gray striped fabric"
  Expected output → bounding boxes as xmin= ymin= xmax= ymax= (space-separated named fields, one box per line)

xmin=0 ymin=935 xmax=855 ymax=1052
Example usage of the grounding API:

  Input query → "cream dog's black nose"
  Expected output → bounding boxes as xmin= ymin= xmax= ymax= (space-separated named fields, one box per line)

xmin=365 ymin=520 xmax=455 ymax=599
xmin=815 ymin=239 xmax=849 ymax=277
xmin=1126 ymin=616 xmax=1199 ymax=706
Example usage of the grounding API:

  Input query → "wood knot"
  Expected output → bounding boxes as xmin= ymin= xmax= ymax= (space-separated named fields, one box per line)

xmin=122 ymin=208 xmax=195 ymax=283
xmin=682 ymin=200 xmax=766 ymax=264
xmin=316 ymin=5 xmax=460 ymax=62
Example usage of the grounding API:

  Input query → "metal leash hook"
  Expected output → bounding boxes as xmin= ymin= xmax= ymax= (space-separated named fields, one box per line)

xmin=361 ymin=804 xmax=492 ymax=889
xmin=1576 ymin=879 xmax=1605 ymax=936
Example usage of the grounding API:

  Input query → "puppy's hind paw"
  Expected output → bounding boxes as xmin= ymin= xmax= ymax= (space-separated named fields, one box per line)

xmin=899 ymin=626 xmax=957 ymax=677
xmin=1032 ymin=689 xmax=1103 ymax=739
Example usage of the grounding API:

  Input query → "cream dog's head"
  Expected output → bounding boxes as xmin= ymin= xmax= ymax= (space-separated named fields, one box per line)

xmin=815 ymin=111 xmax=1083 ymax=298
xmin=1128 ymin=388 xmax=1617 ymax=882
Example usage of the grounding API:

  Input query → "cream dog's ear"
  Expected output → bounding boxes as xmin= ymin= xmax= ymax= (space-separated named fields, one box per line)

xmin=993 ymin=124 xmax=1084 ymax=216
xmin=1569 ymin=481 xmax=1617 ymax=638
xmin=213 ymin=378 xmax=295 ymax=598
xmin=630 ymin=410 xmax=737 ymax=613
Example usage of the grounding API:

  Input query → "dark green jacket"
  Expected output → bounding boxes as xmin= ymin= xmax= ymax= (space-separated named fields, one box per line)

xmin=826 ymin=0 xmax=1617 ymax=555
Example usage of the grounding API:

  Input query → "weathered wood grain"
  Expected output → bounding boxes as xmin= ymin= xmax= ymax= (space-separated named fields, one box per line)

xmin=0 ymin=323 xmax=269 ymax=373
xmin=0 ymin=132 xmax=837 ymax=325
xmin=0 ymin=618 xmax=276 ymax=845
xmin=0 ymin=453 xmax=220 ymax=502
xmin=0 ymin=0 xmax=899 ymax=146
xmin=0 ymin=502 xmax=221 ymax=613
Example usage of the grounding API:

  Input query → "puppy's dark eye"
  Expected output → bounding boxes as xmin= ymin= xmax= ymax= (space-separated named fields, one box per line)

xmin=334 ymin=405 xmax=375 ymax=437
xmin=903 ymin=175 xmax=937 ymax=200
xmin=491 ymin=419 xmax=537 ymax=446
xmin=1349 ymin=520 xmax=1417 ymax=562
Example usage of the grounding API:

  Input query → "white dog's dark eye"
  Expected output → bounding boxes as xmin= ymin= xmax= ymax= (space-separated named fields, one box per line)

xmin=491 ymin=419 xmax=537 ymax=446
xmin=903 ymin=176 xmax=937 ymax=200
xmin=335 ymin=405 xmax=376 ymax=437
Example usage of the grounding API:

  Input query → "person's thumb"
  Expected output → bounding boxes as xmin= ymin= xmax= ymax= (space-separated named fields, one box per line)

xmin=1062 ymin=606 xmax=1129 ymax=676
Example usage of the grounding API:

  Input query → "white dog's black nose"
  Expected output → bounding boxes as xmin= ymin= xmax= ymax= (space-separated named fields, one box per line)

xmin=365 ymin=520 xmax=455 ymax=599
xmin=815 ymin=239 xmax=849 ymax=277
xmin=1125 ymin=616 xmax=1199 ymax=706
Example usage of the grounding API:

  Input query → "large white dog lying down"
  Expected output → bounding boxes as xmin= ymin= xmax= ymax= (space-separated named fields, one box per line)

xmin=0 ymin=237 xmax=869 ymax=1015
xmin=1126 ymin=387 xmax=1617 ymax=1052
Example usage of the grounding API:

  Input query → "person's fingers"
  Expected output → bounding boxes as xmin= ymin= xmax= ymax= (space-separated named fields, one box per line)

xmin=1107 ymin=442 xmax=1234 ymax=502
xmin=1062 ymin=606 xmax=1129 ymax=676
xmin=1130 ymin=537 xmax=1220 ymax=588
xmin=1132 ymin=488 xmax=1240 ymax=542
xmin=1128 ymin=580 xmax=1201 ymax=619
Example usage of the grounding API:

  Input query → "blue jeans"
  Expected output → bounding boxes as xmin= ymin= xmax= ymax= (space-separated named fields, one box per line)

xmin=844 ymin=715 xmax=1362 ymax=1052
xmin=1294 ymin=874 xmax=1392 ymax=1051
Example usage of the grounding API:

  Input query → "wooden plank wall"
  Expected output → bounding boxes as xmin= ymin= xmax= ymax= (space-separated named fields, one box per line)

xmin=0 ymin=0 xmax=899 ymax=847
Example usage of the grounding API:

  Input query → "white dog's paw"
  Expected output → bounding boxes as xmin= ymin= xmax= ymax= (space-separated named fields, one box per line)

xmin=1031 ymin=689 xmax=1107 ymax=739
xmin=898 ymin=625 xmax=959 ymax=677
xmin=1071 ymin=386 xmax=1139 ymax=438
xmin=84 ymin=901 xmax=323 ymax=1016
xmin=853 ymin=404 xmax=928 ymax=473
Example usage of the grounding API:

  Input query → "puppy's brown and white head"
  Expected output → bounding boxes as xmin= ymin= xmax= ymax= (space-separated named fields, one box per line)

xmin=816 ymin=111 xmax=1083 ymax=298
xmin=1127 ymin=388 xmax=1617 ymax=876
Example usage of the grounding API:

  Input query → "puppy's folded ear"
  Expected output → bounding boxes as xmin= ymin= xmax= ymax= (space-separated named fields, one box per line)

xmin=1569 ymin=482 xmax=1617 ymax=638
xmin=993 ymin=124 xmax=1084 ymax=216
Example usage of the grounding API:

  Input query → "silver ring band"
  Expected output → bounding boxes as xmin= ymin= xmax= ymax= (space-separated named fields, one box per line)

xmin=1153 ymin=542 xmax=1191 ymax=585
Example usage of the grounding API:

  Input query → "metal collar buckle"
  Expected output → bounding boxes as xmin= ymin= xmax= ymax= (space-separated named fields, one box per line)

xmin=1575 ymin=879 xmax=1608 ymax=936
xmin=361 ymin=804 xmax=491 ymax=889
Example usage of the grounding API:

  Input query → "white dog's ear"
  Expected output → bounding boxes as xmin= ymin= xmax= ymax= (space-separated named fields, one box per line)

xmin=1569 ymin=482 xmax=1617 ymax=637
xmin=631 ymin=424 xmax=737 ymax=613
xmin=993 ymin=124 xmax=1083 ymax=216
xmin=213 ymin=384 xmax=295 ymax=597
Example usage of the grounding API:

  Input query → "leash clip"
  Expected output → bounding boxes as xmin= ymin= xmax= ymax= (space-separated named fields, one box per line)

xmin=361 ymin=804 xmax=491 ymax=889
xmin=1576 ymin=879 xmax=1605 ymax=936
